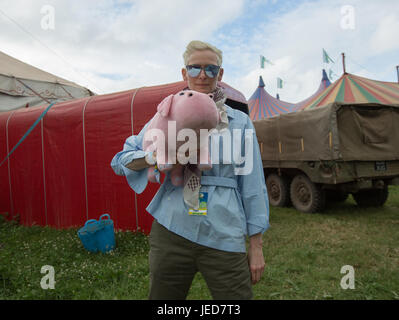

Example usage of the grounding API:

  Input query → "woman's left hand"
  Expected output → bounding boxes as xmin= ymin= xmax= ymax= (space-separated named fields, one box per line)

xmin=248 ymin=233 xmax=265 ymax=285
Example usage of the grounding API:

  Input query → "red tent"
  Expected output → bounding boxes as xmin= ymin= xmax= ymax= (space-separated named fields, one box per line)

xmin=0 ymin=81 xmax=247 ymax=234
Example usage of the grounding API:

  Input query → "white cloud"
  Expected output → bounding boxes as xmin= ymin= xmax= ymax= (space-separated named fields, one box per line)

xmin=369 ymin=13 xmax=399 ymax=54
xmin=0 ymin=0 xmax=245 ymax=94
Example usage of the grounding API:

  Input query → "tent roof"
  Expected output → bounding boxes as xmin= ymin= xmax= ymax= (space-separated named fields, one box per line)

xmin=0 ymin=50 xmax=87 ymax=88
xmin=0 ymin=50 xmax=94 ymax=112
xmin=298 ymin=72 xmax=399 ymax=110
xmin=248 ymin=76 xmax=296 ymax=120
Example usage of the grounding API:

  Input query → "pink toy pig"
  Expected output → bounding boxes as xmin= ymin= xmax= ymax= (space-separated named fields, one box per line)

xmin=143 ymin=90 xmax=220 ymax=186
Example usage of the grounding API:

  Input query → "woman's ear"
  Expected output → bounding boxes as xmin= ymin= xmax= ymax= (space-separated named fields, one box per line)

xmin=218 ymin=67 xmax=224 ymax=81
xmin=182 ymin=68 xmax=188 ymax=81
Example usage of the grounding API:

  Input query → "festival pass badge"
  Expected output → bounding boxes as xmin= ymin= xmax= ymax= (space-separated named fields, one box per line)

xmin=188 ymin=192 xmax=208 ymax=216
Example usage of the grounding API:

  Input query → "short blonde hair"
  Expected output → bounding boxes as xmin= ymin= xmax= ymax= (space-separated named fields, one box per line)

xmin=183 ymin=40 xmax=223 ymax=66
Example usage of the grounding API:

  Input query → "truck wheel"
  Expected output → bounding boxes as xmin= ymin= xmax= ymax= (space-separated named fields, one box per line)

xmin=290 ymin=174 xmax=326 ymax=213
xmin=352 ymin=187 xmax=389 ymax=207
xmin=266 ymin=174 xmax=291 ymax=207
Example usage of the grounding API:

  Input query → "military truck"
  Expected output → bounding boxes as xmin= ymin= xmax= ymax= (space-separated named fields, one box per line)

xmin=253 ymin=102 xmax=399 ymax=213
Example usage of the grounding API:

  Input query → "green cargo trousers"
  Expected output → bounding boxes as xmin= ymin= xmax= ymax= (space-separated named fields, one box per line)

xmin=148 ymin=220 xmax=253 ymax=300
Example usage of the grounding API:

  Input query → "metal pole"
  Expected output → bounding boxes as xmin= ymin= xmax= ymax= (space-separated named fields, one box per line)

xmin=396 ymin=65 xmax=399 ymax=83
xmin=342 ymin=53 xmax=346 ymax=74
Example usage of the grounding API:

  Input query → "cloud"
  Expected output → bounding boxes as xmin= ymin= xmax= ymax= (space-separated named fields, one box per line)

xmin=226 ymin=0 xmax=399 ymax=102
xmin=0 ymin=0 xmax=245 ymax=94
xmin=369 ymin=13 xmax=399 ymax=54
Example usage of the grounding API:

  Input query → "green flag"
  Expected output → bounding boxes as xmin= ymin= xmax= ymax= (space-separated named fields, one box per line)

xmin=323 ymin=49 xmax=334 ymax=64
xmin=260 ymin=55 xmax=274 ymax=68
xmin=277 ymin=77 xmax=283 ymax=89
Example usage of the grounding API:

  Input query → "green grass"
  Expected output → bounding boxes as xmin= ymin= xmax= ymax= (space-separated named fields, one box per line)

xmin=1 ymin=186 xmax=398 ymax=300
xmin=0 ymin=223 xmax=150 ymax=299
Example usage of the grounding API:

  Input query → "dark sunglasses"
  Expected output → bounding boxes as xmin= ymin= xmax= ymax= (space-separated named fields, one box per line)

xmin=186 ymin=64 xmax=221 ymax=78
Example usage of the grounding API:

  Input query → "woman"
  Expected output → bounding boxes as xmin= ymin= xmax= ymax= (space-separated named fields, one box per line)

xmin=111 ymin=40 xmax=269 ymax=300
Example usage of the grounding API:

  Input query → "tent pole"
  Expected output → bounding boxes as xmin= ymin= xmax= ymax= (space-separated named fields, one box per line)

xmin=396 ymin=65 xmax=399 ymax=83
xmin=341 ymin=53 xmax=347 ymax=74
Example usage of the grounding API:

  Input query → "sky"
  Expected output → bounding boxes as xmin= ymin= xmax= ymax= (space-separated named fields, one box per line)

xmin=0 ymin=0 xmax=398 ymax=103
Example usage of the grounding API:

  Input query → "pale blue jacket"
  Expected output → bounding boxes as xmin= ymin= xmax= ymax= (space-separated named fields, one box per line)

xmin=111 ymin=105 xmax=269 ymax=252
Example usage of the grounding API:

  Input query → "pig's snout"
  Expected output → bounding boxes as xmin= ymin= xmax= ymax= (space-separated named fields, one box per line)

xmin=180 ymin=91 xmax=195 ymax=98
xmin=178 ymin=91 xmax=214 ymax=100
xmin=178 ymin=91 xmax=195 ymax=97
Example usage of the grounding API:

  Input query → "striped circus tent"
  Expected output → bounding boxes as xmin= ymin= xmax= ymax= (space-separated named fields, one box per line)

xmin=294 ymin=69 xmax=331 ymax=110
xmin=248 ymin=76 xmax=296 ymax=120
xmin=297 ymin=72 xmax=399 ymax=110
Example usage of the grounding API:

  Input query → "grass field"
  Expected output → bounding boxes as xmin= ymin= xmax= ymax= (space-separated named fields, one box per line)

xmin=1 ymin=186 xmax=398 ymax=300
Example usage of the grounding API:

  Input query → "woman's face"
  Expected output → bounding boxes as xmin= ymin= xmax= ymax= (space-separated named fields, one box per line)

xmin=182 ymin=49 xmax=224 ymax=94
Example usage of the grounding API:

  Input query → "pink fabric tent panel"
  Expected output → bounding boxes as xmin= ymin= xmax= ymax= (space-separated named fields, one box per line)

xmin=8 ymin=107 xmax=48 ymax=226
xmin=0 ymin=111 xmax=13 ymax=220
xmin=84 ymin=91 xmax=138 ymax=231
xmin=42 ymin=99 xmax=88 ymax=228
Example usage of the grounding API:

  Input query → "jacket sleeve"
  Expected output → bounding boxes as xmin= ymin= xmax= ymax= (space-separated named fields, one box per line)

xmin=237 ymin=116 xmax=270 ymax=236
xmin=110 ymin=123 xmax=151 ymax=194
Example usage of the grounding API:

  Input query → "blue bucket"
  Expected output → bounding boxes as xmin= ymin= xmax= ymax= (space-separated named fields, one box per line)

xmin=77 ymin=219 xmax=100 ymax=253
xmin=77 ymin=214 xmax=115 ymax=253
xmin=97 ymin=214 xmax=115 ymax=253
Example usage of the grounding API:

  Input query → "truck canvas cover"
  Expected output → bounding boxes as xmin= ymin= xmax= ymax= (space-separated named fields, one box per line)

xmin=253 ymin=102 xmax=399 ymax=162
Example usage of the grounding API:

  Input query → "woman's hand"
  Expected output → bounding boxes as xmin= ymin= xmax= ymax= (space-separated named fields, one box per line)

xmin=125 ymin=150 xmax=157 ymax=171
xmin=248 ymin=233 xmax=265 ymax=285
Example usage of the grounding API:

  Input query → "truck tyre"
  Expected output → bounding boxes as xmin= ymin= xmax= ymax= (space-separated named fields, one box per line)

xmin=266 ymin=173 xmax=291 ymax=207
xmin=352 ymin=187 xmax=389 ymax=207
xmin=290 ymin=174 xmax=326 ymax=213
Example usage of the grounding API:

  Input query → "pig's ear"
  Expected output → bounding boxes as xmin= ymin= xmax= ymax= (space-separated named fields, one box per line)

xmin=157 ymin=94 xmax=174 ymax=117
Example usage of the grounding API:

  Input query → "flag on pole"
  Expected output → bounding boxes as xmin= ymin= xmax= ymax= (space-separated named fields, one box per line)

xmin=260 ymin=55 xmax=274 ymax=68
xmin=322 ymin=49 xmax=334 ymax=64
xmin=277 ymin=77 xmax=283 ymax=89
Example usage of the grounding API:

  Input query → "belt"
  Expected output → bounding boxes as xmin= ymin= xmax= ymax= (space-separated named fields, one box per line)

xmin=200 ymin=176 xmax=238 ymax=189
